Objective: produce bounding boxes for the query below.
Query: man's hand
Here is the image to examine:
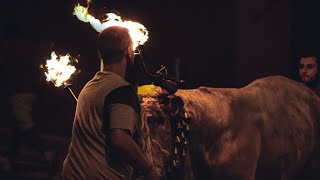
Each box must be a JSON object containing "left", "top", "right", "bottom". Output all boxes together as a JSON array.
[
  {"left": 144, "top": 166, "right": 162, "bottom": 180},
  {"left": 108, "top": 129, "right": 162, "bottom": 179}
]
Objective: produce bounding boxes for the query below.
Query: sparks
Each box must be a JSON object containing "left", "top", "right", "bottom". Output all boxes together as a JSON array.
[
  {"left": 73, "top": 3, "right": 149, "bottom": 50},
  {"left": 40, "top": 51, "right": 78, "bottom": 87}
]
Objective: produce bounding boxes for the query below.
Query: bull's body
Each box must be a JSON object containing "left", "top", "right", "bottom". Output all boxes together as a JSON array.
[{"left": 142, "top": 76, "right": 320, "bottom": 180}]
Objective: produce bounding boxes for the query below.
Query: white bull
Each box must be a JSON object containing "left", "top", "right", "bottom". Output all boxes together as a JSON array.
[{"left": 138, "top": 76, "right": 320, "bottom": 180}]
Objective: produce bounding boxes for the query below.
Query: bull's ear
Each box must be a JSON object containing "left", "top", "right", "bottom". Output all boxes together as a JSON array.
[{"left": 168, "top": 96, "right": 184, "bottom": 117}]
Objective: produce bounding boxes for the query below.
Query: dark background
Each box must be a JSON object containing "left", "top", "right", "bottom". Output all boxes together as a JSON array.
[{"left": 1, "top": 0, "right": 320, "bottom": 137}]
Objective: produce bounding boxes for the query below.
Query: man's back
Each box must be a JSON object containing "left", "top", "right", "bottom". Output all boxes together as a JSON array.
[{"left": 62, "top": 71, "right": 133, "bottom": 180}]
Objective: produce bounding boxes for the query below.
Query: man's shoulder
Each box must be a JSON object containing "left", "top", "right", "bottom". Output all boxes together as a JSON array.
[
  {"left": 85, "top": 71, "right": 129, "bottom": 91},
  {"left": 79, "top": 71, "right": 133, "bottom": 104},
  {"left": 98, "top": 71, "right": 130, "bottom": 87}
]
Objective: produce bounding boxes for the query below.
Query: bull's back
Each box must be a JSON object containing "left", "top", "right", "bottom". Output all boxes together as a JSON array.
[
  {"left": 176, "top": 75, "right": 320, "bottom": 179},
  {"left": 241, "top": 76, "right": 320, "bottom": 176}
]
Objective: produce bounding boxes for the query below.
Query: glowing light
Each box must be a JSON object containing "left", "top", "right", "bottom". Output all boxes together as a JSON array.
[{"left": 40, "top": 51, "right": 78, "bottom": 87}]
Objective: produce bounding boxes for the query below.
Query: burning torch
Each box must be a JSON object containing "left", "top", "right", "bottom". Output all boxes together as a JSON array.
[
  {"left": 73, "top": 1, "right": 180, "bottom": 94},
  {"left": 73, "top": 3, "right": 149, "bottom": 50},
  {"left": 40, "top": 51, "right": 79, "bottom": 102}
]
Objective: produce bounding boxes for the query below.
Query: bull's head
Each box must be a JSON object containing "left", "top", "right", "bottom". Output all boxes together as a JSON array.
[{"left": 138, "top": 85, "right": 188, "bottom": 177}]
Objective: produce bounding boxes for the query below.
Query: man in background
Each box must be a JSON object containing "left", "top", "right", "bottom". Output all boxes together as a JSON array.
[{"left": 298, "top": 55, "right": 320, "bottom": 95}]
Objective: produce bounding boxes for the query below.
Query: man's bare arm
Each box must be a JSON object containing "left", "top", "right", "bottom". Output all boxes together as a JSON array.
[{"left": 108, "top": 129, "right": 161, "bottom": 179}]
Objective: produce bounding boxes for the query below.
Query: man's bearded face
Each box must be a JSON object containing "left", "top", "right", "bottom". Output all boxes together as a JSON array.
[
  {"left": 125, "top": 44, "right": 139, "bottom": 86},
  {"left": 299, "top": 57, "right": 318, "bottom": 83}
]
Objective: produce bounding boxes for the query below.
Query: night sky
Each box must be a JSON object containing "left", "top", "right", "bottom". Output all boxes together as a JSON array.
[{"left": 1, "top": 0, "right": 320, "bottom": 136}]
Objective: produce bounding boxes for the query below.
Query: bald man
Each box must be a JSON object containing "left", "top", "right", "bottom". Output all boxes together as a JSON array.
[{"left": 62, "top": 26, "right": 161, "bottom": 180}]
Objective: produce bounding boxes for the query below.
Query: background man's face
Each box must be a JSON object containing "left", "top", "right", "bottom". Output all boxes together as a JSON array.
[{"left": 299, "top": 57, "right": 318, "bottom": 83}]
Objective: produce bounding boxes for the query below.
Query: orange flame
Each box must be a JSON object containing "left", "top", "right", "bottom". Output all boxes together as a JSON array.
[
  {"left": 40, "top": 51, "right": 78, "bottom": 87},
  {"left": 73, "top": 2, "right": 149, "bottom": 50}
]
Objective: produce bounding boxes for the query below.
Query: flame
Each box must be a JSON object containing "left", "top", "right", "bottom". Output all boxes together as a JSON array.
[
  {"left": 73, "top": 3, "right": 149, "bottom": 50},
  {"left": 41, "top": 51, "right": 78, "bottom": 87}
]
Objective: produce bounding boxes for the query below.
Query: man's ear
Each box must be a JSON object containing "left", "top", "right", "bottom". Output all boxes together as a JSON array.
[{"left": 127, "top": 46, "right": 134, "bottom": 60}]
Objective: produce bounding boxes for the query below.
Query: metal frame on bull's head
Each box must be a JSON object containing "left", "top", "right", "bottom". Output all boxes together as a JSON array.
[
  {"left": 135, "top": 46, "right": 195, "bottom": 179},
  {"left": 134, "top": 45, "right": 179, "bottom": 95}
]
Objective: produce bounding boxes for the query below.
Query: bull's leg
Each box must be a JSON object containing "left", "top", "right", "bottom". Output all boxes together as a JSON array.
[{"left": 210, "top": 127, "right": 261, "bottom": 180}]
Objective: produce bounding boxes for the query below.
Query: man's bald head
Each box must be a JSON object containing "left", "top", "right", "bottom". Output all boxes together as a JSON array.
[{"left": 98, "top": 26, "right": 133, "bottom": 65}]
